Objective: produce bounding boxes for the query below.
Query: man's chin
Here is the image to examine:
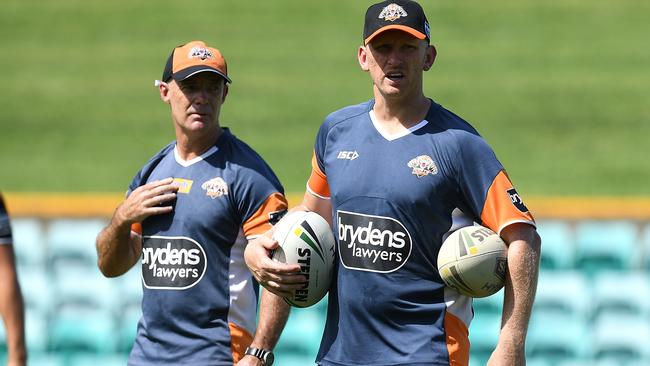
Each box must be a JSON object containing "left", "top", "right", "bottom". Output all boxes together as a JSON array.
[
  {"left": 379, "top": 87, "right": 406, "bottom": 98},
  {"left": 188, "top": 115, "right": 214, "bottom": 126}
]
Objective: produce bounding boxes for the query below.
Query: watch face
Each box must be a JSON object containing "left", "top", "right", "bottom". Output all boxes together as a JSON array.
[{"left": 264, "top": 352, "right": 274, "bottom": 366}]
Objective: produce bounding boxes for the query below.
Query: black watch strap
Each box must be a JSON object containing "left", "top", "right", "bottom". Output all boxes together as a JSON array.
[{"left": 245, "top": 346, "right": 274, "bottom": 366}]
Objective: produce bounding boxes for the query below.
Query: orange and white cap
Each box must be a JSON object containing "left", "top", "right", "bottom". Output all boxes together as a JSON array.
[{"left": 161, "top": 40, "right": 231, "bottom": 84}]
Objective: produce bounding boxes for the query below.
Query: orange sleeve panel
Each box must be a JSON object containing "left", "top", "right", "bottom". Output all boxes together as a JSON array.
[
  {"left": 131, "top": 222, "right": 143, "bottom": 235},
  {"left": 445, "top": 312, "right": 470, "bottom": 366},
  {"left": 229, "top": 322, "right": 254, "bottom": 363},
  {"left": 480, "top": 170, "right": 536, "bottom": 234},
  {"left": 307, "top": 152, "right": 330, "bottom": 198},
  {"left": 242, "top": 192, "right": 288, "bottom": 238}
]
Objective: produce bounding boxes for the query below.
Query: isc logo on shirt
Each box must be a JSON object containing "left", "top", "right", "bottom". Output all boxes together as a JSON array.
[
  {"left": 337, "top": 151, "right": 359, "bottom": 160},
  {"left": 141, "top": 236, "right": 207, "bottom": 290},
  {"left": 336, "top": 211, "right": 412, "bottom": 273}
]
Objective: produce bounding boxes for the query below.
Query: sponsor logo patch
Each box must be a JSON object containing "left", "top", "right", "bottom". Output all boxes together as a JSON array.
[
  {"left": 172, "top": 178, "right": 193, "bottom": 194},
  {"left": 268, "top": 209, "right": 287, "bottom": 226},
  {"left": 337, "top": 210, "right": 412, "bottom": 273},
  {"left": 407, "top": 155, "right": 438, "bottom": 177},
  {"left": 141, "top": 236, "right": 207, "bottom": 290},
  {"left": 201, "top": 177, "right": 228, "bottom": 199},
  {"left": 188, "top": 47, "right": 214, "bottom": 61},
  {"left": 337, "top": 150, "right": 359, "bottom": 160},
  {"left": 379, "top": 3, "right": 408, "bottom": 22},
  {"left": 506, "top": 188, "right": 529, "bottom": 213}
]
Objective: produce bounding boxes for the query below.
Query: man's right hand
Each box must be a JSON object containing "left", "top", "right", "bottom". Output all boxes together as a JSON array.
[
  {"left": 96, "top": 177, "right": 179, "bottom": 277},
  {"left": 245, "top": 233, "right": 307, "bottom": 298},
  {"left": 116, "top": 177, "right": 179, "bottom": 226}
]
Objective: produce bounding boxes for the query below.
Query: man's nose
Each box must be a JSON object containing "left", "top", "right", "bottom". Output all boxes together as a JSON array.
[
  {"left": 386, "top": 50, "right": 404, "bottom": 66},
  {"left": 192, "top": 89, "right": 210, "bottom": 104}
]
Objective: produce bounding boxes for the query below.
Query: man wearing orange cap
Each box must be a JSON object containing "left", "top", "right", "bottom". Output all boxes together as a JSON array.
[
  {"left": 245, "top": 1, "right": 541, "bottom": 365},
  {"left": 97, "top": 41, "right": 299, "bottom": 366}
]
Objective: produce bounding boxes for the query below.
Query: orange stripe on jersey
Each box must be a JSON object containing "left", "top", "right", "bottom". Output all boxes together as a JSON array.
[
  {"left": 242, "top": 192, "right": 288, "bottom": 237},
  {"left": 445, "top": 311, "right": 469, "bottom": 366},
  {"left": 131, "top": 222, "right": 143, "bottom": 235},
  {"left": 480, "top": 170, "right": 535, "bottom": 234},
  {"left": 229, "top": 322, "right": 253, "bottom": 363},
  {"left": 307, "top": 152, "right": 330, "bottom": 198}
]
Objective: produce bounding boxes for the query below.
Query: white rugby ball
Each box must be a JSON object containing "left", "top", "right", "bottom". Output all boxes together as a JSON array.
[
  {"left": 437, "top": 225, "right": 508, "bottom": 298},
  {"left": 272, "top": 211, "right": 335, "bottom": 307}
]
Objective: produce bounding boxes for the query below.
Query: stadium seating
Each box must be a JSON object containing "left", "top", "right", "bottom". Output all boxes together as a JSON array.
[
  {"left": 48, "top": 265, "right": 119, "bottom": 354},
  {"left": 533, "top": 270, "right": 592, "bottom": 319},
  {"left": 592, "top": 271, "right": 650, "bottom": 320},
  {"left": 641, "top": 224, "right": 650, "bottom": 273},
  {"left": 556, "top": 361, "right": 620, "bottom": 366},
  {"left": 24, "top": 309, "right": 48, "bottom": 354},
  {"left": 53, "top": 266, "right": 118, "bottom": 313},
  {"left": 591, "top": 313, "right": 650, "bottom": 363},
  {"left": 526, "top": 358, "right": 553, "bottom": 366},
  {"left": 275, "top": 306, "right": 325, "bottom": 357},
  {"left": 527, "top": 312, "right": 591, "bottom": 363},
  {"left": 46, "top": 219, "right": 107, "bottom": 273},
  {"left": 536, "top": 220, "right": 575, "bottom": 269},
  {"left": 26, "top": 354, "right": 66, "bottom": 366},
  {"left": 6, "top": 217, "right": 650, "bottom": 364},
  {"left": 49, "top": 306, "right": 117, "bottom": 354},
  {"left": 115, "top": 265, "right": 143, "bottom": 352},
  {"left": 11, "top": 218, "right": 46, "bottom": 268},
  {"left": 468, "top": 312, "right": 501, "bottom": 361},
  {"left": 117, "top": 264, "right": 143, "bottom": 310},
  {"left": 574, "top": 221, "right": 638, "bottom": 274},
  {"left": 17, "top": 268, "right": 53, "bottom": 317},
  {"left": 273, "top": 353, "right": 318, "bottom": 366},
  {"left": 472, "top": 288, "right": 504, "bottom": 316}
]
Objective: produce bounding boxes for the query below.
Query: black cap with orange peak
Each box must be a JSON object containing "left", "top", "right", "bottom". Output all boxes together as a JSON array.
[
  {"left": 363, "top": 0, "right": 430, "bottom": 45},
  {"left": 161, "top": 40, "right": 231, "bottom": 83}
]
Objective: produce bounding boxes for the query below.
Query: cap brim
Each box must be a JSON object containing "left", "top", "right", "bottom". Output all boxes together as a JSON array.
[
  {"left": 172, "top": 66, "right": 232, "bottom": 84},
  {"left": 364, "top": 25, "right": 427, "bottom": 45}
]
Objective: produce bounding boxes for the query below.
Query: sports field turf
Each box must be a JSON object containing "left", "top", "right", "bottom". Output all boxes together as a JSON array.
[{"left": 1, "top": 0, "right": 648, "bottom": 195}]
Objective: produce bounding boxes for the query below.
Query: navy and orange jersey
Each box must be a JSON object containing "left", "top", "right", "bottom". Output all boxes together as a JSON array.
[
  {"left": 308, "top": 100, "right": 535, "bottom": 366},
  {"left": 126, "top": 128, "right": 287, "bottom": 366},
  {"left": 0, "top": 195, "right": 12, "bottom": 245}
]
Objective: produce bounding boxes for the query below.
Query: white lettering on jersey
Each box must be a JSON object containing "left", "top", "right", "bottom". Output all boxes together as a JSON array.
[
  {"left": 337, "top": 211, "right": 412, "bottom": 273},
  {"left": 141, "top": 236, "right": 207, "bottom": 290},
  {"left": 337, "top": 151, "right": 359, "bottom": 160}
]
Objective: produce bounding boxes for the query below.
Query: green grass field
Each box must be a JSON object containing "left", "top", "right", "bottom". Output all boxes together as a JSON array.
[{"left": 1, "top": 0, "right": 648, "bottom": 195}]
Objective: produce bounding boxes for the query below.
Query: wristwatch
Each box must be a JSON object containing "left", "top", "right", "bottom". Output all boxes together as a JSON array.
[{"left": 244, "top": 346, "right": 274, "bottom": 366}]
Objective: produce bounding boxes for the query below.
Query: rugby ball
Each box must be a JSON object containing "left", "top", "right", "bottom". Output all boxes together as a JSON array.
[
  {"left": 272, "top": 211, "right": 335, "bottom": 307},
  {"left": 437, "top": 225, "right": 508, "bottom": 298}
]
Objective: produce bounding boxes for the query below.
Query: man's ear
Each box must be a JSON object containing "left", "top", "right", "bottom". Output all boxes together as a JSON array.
[
  {"left": 159, "top": 81, "right": 171, "bottom": 103},
  {"left": 423, "top": 45, "right": 437, "bottom": 71},
  {"left": 358, "top": 45, "right": 370, "bottom": 72}
]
